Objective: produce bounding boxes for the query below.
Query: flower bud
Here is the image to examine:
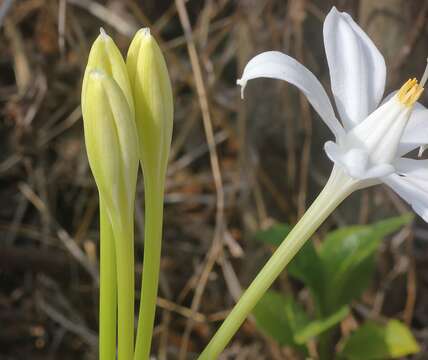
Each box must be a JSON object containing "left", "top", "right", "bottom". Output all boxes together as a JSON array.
[
  {"left": 82, "top": 69, "right": 139, "bottom": 216},
  {"left": 82, "top": 28, "right": 134, "bottom": 119},
  {"left": 126, "top": 28, "right": 173, "bottom": 182}
]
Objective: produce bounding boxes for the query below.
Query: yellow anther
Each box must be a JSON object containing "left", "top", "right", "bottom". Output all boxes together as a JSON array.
[{"left": 397, "top": 78, "right": 423, "bottom": 107}]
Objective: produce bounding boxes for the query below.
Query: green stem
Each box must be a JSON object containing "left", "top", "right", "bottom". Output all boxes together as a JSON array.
[
  {"left": 99, "top": 199, "right": 117, "bottom": 360},
  {"left": 198, "top": 168, "right": 358, "bottom": 359},
  {"left": 111, "top": 214, "right": 135, "bottom": 360},
  {"left": 134, "top": 179, "right": 164, "bottom": 360}
]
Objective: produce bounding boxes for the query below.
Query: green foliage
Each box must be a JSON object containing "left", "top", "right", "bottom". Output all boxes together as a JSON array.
[
  {"left": 253, "top": 290, "right": 308, "bottom": 347},
  {"left": 252, "top": 215, "right": 418, "bottom": 358},
  {"left": 254, "top": 223, "right": 292, "bottom": 247},
  {"left": 294, "top": 305, "right": 349, "bottom": 344},
  {"left": 340, "top": 320, "right": 420, "bottom": 359},
  {"left": 253, "top": 290, "right": 350, "bottom": 349},
  {"left": 318, "top": 214, "right": 413, "bottom": 314},
  {"left": 287, "top": 241, "right": 324, "bottom": 311}
]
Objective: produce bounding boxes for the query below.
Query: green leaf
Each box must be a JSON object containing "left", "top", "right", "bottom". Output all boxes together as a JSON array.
[
  {"left": 252, "top": 290, "right": 309, "bottom": 347},
  {"left": 252, "top": 290, "right": 293, "bottom": 346},
  {"left": 319, "top": 214, "right": 412, "bottom": 313},
  {"left": 254, "top": 223, "right": 292, "bottom": 247},
  {"left": 255, "top": 224, "right": 326, "bottom": 308},
  {"left": 288, "top": 241, "right": 324, "bottom": 307},
  {"left": 284, "top": 294, "right": 312, "bottom": 336},
  {"left": 294, "top": 306, "right": 349, "bottom": 344},
  {"left": 253, "top": 292, "right": 349, "bottom": 349},
  {"left": 340, "top": 320, "right": 420, "bottom": 359}
]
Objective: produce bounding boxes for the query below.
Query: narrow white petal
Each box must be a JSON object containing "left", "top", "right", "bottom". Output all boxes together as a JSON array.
[
  {"left": 346, "top": 95, "right": 411, "bottom": 164},
  {"left": 237, "top": 51, "right": 345, "bottom": 139},
  {"left": 323, "top": 7, "right": 386, "bottom": 130},
  {"left": 393, "top": 158, "right": 428, "bottom": 183},
  {"left": 383, "top": 173, "right": 428, "bottom": 222},
  {"left": 397, "top": 102, "right": 428, "bottom": 155},
  {"left": 380, "top": 90, "right": 396, "bottom": 104}
]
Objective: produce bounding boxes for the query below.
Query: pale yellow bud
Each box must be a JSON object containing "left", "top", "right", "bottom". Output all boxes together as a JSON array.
[
  {"left": 126, "top": 28, "right": 173, "bottom": 183},
  {"left": 82, "top": 28, "right": 134, "bottom": 119},
  {"left": 82, "top": 69, "right": 139, "bottom": 216}
]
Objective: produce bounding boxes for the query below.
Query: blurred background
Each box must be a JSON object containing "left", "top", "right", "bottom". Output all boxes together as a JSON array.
[{"left": 1, "top": 0, "right": 428, "bottom": 359}]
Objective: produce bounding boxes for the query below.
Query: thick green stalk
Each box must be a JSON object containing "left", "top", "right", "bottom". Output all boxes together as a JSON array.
[
  {"left": 99, "top": 199, "right": 117, "bottom": 360},
  {"left": 198, "top": 168, "right": 359, "bottom": 359},
  {"left": 134, "top": 179, "right": 164, "bottom": 360},
  {"left": 110, "top": 214, "right": 135, "bottom": 360}
]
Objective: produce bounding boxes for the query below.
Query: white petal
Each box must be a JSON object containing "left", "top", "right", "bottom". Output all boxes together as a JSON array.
[
  {"left": 394, "top": 158, "right": 428, "bottom": 180},
  {"left": 237, "top": 51, "right": 345, "bottom": 139},
  {"left": 383, "top": 172, "right": 428, "bottom": 222},
  {"left": 380, "top": 90, "right": 396, "bottom": 105},
  {"left": 323, "top": 7, "right": 386, "bottom": 130},
  {"left": 345, "top": 95, "right": 411, "bottom": 164},
  {"left": 397, "top": 102, "right": 428, "bottom": 155},
  {"left": 324, "top": 141, "right": 394, "bottom": 180}
]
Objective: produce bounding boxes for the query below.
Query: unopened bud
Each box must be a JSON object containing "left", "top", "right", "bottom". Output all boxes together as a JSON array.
[
  {"left": 126, "top": 28, "right": 173, "bottom": 183},
  {"left": 82, "top": 69, "right": 138, "bottom": 216},
  {"left": 82, "top": 28, "right": 134, "bottom": 118}
]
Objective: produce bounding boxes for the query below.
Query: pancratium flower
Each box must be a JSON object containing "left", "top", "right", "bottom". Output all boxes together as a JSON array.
[
  {"left": 199, "top": 7, "right": 428, "bottom": 359},
  {"left": 237, "top": 7, "right": 428, "bottom": 221}
]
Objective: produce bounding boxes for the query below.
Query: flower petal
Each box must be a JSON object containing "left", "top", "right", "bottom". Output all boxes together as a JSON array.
[
  {"left": 323, "top": 7, "right": 386, "bottom": 130},
  {"left": 237, "top": 51, "right": 345, "bottom": 139},
  {"left": 324, "top": 141, "right": 394, "bottom": 180},
  {"left": 393, "top": 157, "right": 428, "bottom": 182},
  {"left": 397, "top": 102, "right": 428, "bottom": 156},
  {"left": 383, "top": 171, "right": 428, "bottom": 222}
]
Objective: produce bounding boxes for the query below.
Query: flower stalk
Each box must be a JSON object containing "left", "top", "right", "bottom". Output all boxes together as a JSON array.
[
  {"left": 127, "top": 29, "right": 173, "bottom": 360},
  {"left": 135, "top": 177, "right": 165, "bottom": 360},
  {"left": 199, "top": 167, "right": 359, "bottom": 359},
  {"left": 99, "top": 199, "right": 116, "bottom": 360},
  {"left": 109, "top": 212, "right": 135, "bottom": 360},
  {"left": 82, "top": 30, "right": 139, "bottom": 360}
]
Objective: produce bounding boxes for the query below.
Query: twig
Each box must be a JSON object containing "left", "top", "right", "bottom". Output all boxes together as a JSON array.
[
  {"left": 0, "top": 0, "right": 14, "bottom": 28},
  {"left": 168, "top": 130, "right": 229, "bottom": 176},
  {"left": 391, "top": 1, "right": 428, "bottom": 74},
  {"left": 291, "top": 0, "right": 312, "bottom": 217},
  {"left": 38, "top": 295, "right": 98, "bottom": 347},
  {"left": 67, "top": 0, "right": 137, "bottom": 37},
  {"left": 38, "top": 106, "right": 82, "bottom": 146},
  {"left": 18, "top": 182, "right": 99, "bottom": 282},
  {"left": 58, "top": 0, "right": 66, "bottom": 54},
  {"left": 175, "top": 0, "right": 226, "bottom": 357},
  {"left": 157, "top": 297, "right": 206, "bottom": 323}
]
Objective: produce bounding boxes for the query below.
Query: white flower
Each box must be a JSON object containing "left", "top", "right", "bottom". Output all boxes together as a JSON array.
[{"left": 237, "top": 7, "right": 428, "bottom": 222}]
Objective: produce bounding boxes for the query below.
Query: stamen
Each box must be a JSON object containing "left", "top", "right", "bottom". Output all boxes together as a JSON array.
[
  {"left": 420, "top": 57, "right": 428, "bottom": 87},
  {"left": 396, "top": 59, "right": 428, "bottom": 107},
  {"left": 397, "top": 77, "right": 423, "bottom": 107}
]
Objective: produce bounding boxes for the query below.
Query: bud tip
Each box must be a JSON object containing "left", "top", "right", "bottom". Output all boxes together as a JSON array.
[
  {"left": 99, "top": 27, "right": 108, "bottom": 39},
  {"left": 236, "top": 78, "right": 246, "bottom": 99}
]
